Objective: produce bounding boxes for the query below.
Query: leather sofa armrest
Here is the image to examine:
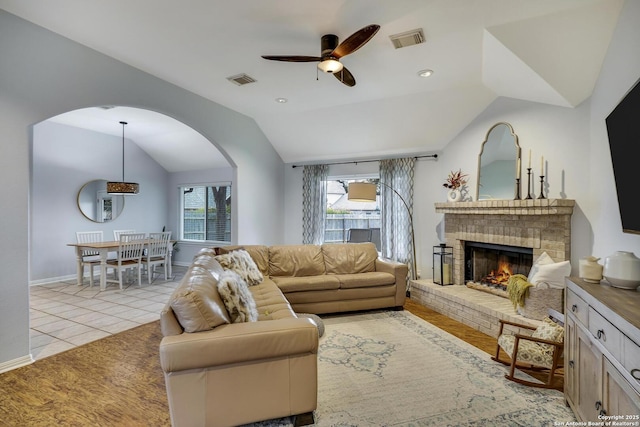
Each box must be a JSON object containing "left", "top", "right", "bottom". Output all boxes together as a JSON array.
[
  {"left": 159, "top": 317, "right": 319, "bottom": 373},
  {"left": 375, "top": 258, "right": 409, "bottom": 306}
]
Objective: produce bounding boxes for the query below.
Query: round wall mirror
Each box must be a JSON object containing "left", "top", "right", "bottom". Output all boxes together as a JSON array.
[
  {"left": 77, "top": 179, "right": 125, "bottom": 222},
  {"left": 476, "top": 122, "right": 521, "bottom": 200}
]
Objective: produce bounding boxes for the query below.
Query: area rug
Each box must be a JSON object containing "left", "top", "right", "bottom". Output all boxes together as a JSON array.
[{"left": 247, "top": 310, "right": 576, "bottom": 426}]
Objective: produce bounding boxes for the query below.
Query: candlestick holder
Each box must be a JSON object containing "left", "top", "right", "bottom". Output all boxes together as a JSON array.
[
  {"left": 514, "top": 177, "right": 521, "bottom": 200},
  {"left": 538, "top": 175, "right": 546, "bottom": 199},
  {"left": 525, "top": 168, "right": 533, "bottom": 199}
]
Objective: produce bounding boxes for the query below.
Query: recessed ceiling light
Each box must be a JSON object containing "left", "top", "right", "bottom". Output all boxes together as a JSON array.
[
  {"left": 275, "top": 98, "right": 288, "bottom": 103},
  {"left": 418, "top": 69, "right": 433, "bottom": 78}
]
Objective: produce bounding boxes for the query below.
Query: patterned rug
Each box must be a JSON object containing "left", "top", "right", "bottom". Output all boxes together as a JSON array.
[{"left": 246, "top": 310, "right": 575, "bottom": 427}]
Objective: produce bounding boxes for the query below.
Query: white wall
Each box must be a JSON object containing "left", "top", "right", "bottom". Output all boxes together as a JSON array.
[
  {"left": 589, "top": 0, "right": 640, "bottom": 259},
  {"left": 31, "top": 121, "right": 170, "bottom": 282},
  {"left": 0, "top": 10, "right": 284, "bottom": 369}
]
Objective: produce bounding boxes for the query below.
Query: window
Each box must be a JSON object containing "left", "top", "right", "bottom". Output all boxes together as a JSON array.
[
  {"left": 180, "top": 184, "right": 231, "bottom": 243},
  {"left": 325, "top": 177, "right": 380, "bottom": 248}
]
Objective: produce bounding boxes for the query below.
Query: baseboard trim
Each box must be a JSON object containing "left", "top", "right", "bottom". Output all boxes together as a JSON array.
[
  {"left": 30, "top": 274, "right": 80, "bottom": 286},
  {"left": 0, "top": 354, "right": 34, "bottom": 374}
]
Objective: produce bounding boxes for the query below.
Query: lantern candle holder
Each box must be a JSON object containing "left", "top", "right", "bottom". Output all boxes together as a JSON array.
[{"left": 433, "top": 243, "right": 453, "bottom": 286}]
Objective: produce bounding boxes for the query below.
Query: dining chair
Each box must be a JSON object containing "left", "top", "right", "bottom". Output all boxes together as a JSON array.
[
  {"left": 142, "top": 231, "right": 171, "bottom": 284},
  {"left": 113, "top": 229, "right": 136, "bottom": 241},
  {"left": 105, "top": 233, "right": 146, "bottom": 289},
  {"left": 75, "top": 231, "right": 104, "bottom": 287}
]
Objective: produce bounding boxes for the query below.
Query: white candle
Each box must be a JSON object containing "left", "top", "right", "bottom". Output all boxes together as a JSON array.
[
  {"left": 528, "top": 149, "right": 531, "bottom": 168},
  {"left": 541, "top": 156, "right": 544, "bottom": 173},
  {"left": 516, "top": 158, "right": 521, "bottom": 179}
]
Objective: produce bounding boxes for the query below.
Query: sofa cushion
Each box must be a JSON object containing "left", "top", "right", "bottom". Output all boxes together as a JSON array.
[
  {"left": 269, "top": 245, "right": 325, "bottom": 277},
  {"left": 192, "top": 248, "right": 226, "bottom": 279},
  {"left": 271, "top": 275, "right": 341, "bottom": 292},
  {"left": 334, "top": 271, "right": 396, "bottom": 289},
  {"left": 322, "top": 242, "right": 378, "bottom": 274},
  {"left": 217, "top": 270, "right": 259, "bottom": 323},
  {"left": 215, "top": 248, "right": 264, "bottom": 286},
  {"left": 214, "top": 245, "right": 270, "bottom": 276},
  {"left": 169, "top": 269, "right": 231, "bottom": 333}
]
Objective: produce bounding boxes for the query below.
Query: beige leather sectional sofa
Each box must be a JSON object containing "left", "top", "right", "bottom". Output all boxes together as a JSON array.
[
  {"left": 159, "top": 242, "right": 408, "bottom": 427},
  {"left": 219, "top": 242, "right": 408, "bottom": 313}
]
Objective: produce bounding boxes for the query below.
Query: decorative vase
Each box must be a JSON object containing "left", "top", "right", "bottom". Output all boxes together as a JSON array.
[
  {"left": 603, "top": 251, "right": 640, "bottom": 290},
  {"left": 579, "top": 256, "right": 603, "bottom": 283},
  {"left": 447, "top": 188, "right": 462, "bottom": 203}
]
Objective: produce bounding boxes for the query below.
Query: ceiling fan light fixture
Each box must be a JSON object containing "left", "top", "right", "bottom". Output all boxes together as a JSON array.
[
  {"left": 418, "top": 69, "right": 434, "bottom": 78},
  {"left": 317, "top": 58, "right": 344, "bottom": 74}
]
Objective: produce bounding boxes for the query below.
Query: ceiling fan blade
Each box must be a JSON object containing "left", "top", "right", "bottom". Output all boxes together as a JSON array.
[
  {"left": 332, "top": 24, "right": 380, "bottom": 59},
  {"left": 334, "top": 66, "right": 356, "bottom": 87},
  {"left": 261, "top": 55, "right": 322, "bottom": 62}
]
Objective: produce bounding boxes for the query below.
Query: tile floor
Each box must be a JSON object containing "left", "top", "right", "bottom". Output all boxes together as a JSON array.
[{"left": 29, "top": 266, "right": 187, "bottom": 360}]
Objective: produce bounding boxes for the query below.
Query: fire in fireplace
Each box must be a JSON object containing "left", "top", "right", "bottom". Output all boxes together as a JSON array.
[{"left": 464, "top": 242, "right": 533, "bottom": 291}]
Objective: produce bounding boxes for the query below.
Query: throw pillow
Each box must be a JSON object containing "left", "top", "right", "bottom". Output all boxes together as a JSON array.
[
  {"left": 217, "top": 270, "right": 258, "bottom": 323},
  {"left": 532, "top": 317, "right": 565, "bottom": 344},
  {"left": 530, "top": 260, "right": 571, "bottom": 289},
  {"left": 215, "top": 249, "right": 264, "bottom": 286},
  {"left": 527, "top": 251, "right": 555, "bottom": 283},
  {"left": 169, "top": 271, "right": 231, "bottom": 333}
]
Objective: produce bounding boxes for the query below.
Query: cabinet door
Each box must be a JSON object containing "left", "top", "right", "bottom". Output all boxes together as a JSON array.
[
  {"left": 576, "top": 325, "right": 603, "bottom": 422},
  {"left": 603, "top": 358, "right": 640, "bottom": 418},
  {"left": 565, "top": 314, "right": 577, "bottom": 405}
]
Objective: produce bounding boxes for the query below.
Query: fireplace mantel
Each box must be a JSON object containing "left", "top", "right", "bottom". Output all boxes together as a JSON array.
[
  {"left": 435, "top": 198, "right": 575, "bottom": 285},
  {"left": 435, "top": 199, "right": 575, "bottom": 215}
]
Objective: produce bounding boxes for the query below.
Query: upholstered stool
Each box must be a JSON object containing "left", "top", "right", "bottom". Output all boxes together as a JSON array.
[{"left": 297, "top": 313, "right": 325, "bottom": 338}]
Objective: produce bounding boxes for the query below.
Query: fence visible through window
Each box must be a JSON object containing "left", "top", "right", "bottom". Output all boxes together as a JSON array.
[{"left": 324, "top": 214, "right": 380, "bottom": 243}]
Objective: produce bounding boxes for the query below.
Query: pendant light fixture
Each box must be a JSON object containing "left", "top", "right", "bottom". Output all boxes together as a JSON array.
[{"left": 107, "top": 121, "right": 139, "bottom": 195}]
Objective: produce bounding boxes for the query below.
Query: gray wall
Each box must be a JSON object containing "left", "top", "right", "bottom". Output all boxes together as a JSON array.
[
  {"left": 284, "top": 0, "right": 640, "bottom": 280},
  {"left": 31, "top": 121, "right": 170, "bottom": 282},
  {"left": 0, "top": 10, "right": 284, "bottom": 369}
]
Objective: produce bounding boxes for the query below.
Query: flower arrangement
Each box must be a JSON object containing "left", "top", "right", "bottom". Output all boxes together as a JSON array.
[{"left": 442, "top": 169, "right": 468, "bottom": 190}]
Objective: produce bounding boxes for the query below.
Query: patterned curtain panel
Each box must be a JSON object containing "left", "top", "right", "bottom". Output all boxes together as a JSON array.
[
  {"left": 302, "top": 164, "right": 329, "bottom": 244},
  {"left": 379, "top": 158, "right": 416, "bottom": 282}
]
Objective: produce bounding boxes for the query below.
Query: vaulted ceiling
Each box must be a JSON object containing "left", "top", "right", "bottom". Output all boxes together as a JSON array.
[{"left": 0, "top": 0, "right": 623, "bottom": 170}]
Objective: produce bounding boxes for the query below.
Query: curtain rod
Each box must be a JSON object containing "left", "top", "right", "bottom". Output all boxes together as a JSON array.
[{"left": 291, "top": 154, "right": 438, "bottom": 168}]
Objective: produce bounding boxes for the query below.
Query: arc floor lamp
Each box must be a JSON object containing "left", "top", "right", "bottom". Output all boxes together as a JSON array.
[{"left": 348, "top": 181, "right": 417, "bottom": 281}]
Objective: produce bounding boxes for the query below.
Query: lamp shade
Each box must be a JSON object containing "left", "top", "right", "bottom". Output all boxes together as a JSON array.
[
  {"left": 106, "top": 181, "right": 139, "bottom": 195},
  {"left": 348, "top": 182, "right": 377, "bottom": 202}
]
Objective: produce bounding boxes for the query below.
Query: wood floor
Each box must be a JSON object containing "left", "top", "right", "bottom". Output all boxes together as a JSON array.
[{"left": 0, "top": 299, "right": 544, "bottom": 426}]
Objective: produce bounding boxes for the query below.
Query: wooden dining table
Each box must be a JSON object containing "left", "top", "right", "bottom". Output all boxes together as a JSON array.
[{"left": 67, "top": 240, "right": 173, "bottom": 290}]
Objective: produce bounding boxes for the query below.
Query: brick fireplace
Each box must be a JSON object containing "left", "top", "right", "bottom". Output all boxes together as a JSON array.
[
  {"left": 435, "top": 198, "right": 575, "bottom": 285},
  {"left": 411, "top": 198, "right": 575, "bottom": 337}
]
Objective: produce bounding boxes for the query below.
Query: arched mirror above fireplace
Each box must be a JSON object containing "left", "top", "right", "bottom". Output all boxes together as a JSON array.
[{"left": 476, "top": 122, "right": 520, "bottom": 200}]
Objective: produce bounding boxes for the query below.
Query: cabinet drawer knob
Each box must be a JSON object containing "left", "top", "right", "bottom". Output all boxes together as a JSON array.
[
  {"left": 569, "top": 360, "right": 575, "bottom": 368},
  {"left": 596, "top": 329, "right": 605, "bottom": 340},
  {"left": 572, "top": 304, "right": 578, "bottom": 312},
  {"left": 596, "top": 401, "right": 602, "bottom": 410},
  {"left": 600, "top": 410, "right": 607, "bottom": 416},
  {"left": 632, "top": 369, "right": 640, "bottom": 380}
]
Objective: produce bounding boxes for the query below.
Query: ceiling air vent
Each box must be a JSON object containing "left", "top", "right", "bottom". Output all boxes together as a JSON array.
[
  {"left": 389, "top": 28, "right": 425, "bottom": 49},
  {"left": 226, "top": 73, "right": 257, "bottom": 86}
]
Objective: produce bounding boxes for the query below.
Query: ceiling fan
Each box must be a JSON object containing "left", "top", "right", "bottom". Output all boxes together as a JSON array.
[{"left": 261, "top": 24, "right": 380, "bottom": 87}]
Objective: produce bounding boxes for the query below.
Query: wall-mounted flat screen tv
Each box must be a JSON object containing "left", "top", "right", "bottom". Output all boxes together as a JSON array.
[{"left": 605, "top": 77, "right": 640, "bottom": 235}]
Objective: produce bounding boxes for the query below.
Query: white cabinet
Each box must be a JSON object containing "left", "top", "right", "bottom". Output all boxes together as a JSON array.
[{"left": 565, "top": 278, "right": 640, "bottom": 422}]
